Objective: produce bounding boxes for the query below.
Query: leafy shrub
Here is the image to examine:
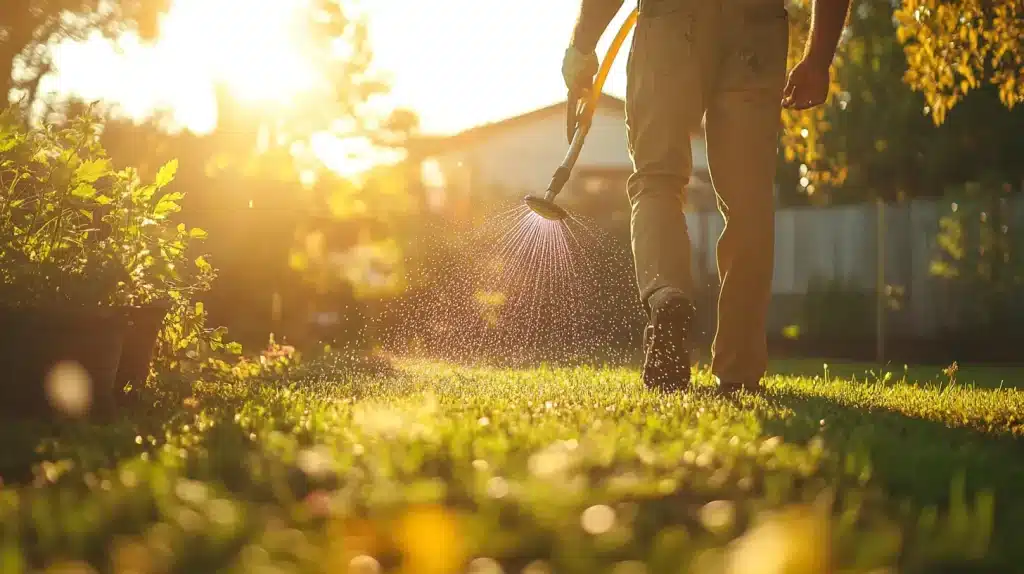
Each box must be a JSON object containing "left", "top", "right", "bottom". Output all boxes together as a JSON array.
[
  {"left": 0, "top": 107, "right": 280, "bottom": 390},
  {"left": 0, "top": 106, "right": 211, "bottom": 308},
  {"left": 801, "top": 276, "right": 875, "bottom": 340},
  {"left": 931, "top": 181, "right": 1024, "bottom": 334}
]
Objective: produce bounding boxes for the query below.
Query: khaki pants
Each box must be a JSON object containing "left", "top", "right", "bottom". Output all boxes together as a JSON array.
[{"left": 625, "top": 0, "right": 789, "bottom": 385}]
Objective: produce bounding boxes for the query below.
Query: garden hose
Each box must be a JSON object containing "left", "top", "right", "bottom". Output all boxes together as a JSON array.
[{"left": 523, "top": 7, "right": 638, "bottom": 221}]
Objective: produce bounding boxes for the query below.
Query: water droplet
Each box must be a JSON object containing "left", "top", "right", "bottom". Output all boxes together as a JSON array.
[
  {"left": 581, "top": 504, "right": 616, "bottom": 534},
  {"left": 348, "top": 554, "right": 381, "bottom": 574},
  {"left": 175, "top": 478, "right": 209, "bottom": 505},
  {"left": 45, "top": 361, "right": 92, "bottom": 416},
  {"left": 700, "top": 500, "right": 735, "bottom": 533},
  {"left": 467, "top": 557, "right": 504, "bottom": 574},
  {"left": 486, "top": 477, "right": 509, "bottom": 499},
  {"left": 297, "top": 446, "right": 334, "bottom": 479},
  {"left": 208, "top": 498, "right": 238, "bottom": 526}
]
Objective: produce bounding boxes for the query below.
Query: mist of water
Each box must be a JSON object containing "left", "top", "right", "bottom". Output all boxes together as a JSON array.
[{"left": 376, "top": 203, "right": 645, "bottom": 367}]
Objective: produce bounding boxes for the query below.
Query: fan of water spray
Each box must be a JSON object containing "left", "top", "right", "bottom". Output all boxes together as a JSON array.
[
  {"left": 374, "top": 10, "right": 646, "bottom": 365},
  {"left": 376, "top": 202, "right": 645, "bottom": 367}
]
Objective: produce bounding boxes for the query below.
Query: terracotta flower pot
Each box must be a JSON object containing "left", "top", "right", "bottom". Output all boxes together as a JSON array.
[
  {"left": 0, "top": 306, "right": 128, "bottom": 419},
  {"left": 115, "top": 302, "right": 172, "bottom": 390}
]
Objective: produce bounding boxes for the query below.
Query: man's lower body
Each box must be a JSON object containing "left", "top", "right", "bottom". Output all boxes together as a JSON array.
[{"left": 625, "top": 0, "right": 789, "bottom": 392}]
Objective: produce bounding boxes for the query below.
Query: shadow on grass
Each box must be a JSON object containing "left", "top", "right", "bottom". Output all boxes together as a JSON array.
[{"left": 760, "top": 388, "right": 1024, "bottom": 570}]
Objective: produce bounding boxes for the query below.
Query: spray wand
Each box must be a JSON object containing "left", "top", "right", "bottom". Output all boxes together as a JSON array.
[{"left": 523, "top": 8, "right": 638, "bottom": 221}]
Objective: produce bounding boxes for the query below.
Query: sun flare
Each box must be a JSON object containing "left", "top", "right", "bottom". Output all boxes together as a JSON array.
[
  {"left": 156, "top": 0, "right": 322, "bottom": 106},
  {"left": 47, "top": 0, "right": 341, "bottom": 134}
]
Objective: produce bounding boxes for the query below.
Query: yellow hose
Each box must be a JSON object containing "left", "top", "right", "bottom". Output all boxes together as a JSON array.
[
  {"left": 528, "top": 7, "right": 639, "bottom": 217},
  {"left": 577, "top": 8, "right": 638, "bottom": 135}
]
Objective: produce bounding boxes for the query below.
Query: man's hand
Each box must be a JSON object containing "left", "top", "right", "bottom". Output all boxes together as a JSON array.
[
  {"left": 783, "top": 0, "right": 851, "bottom": 110},
  {"left": 565, "top": 0, "right": 622, "bottom": 141},
  {"left": 563, "top": 46, "right": 599, "bottom": 98},
  {"left": 563, "top": 46, "right": 599, "bottom": 141},
  {"left": 781, "top": 55, "right": 831, "bottom": 110}
]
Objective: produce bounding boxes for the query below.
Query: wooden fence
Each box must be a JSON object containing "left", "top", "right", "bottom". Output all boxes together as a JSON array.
[{"left": 685, "top": 195, "right": 1024, "bottom": 340}]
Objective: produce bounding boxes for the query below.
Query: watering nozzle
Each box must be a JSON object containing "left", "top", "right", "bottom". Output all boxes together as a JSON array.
[
  {"left": 523, "top": 156, "right": 575, "bottom": 222},
  {"left": 523, "top": 192, "right": 569, "bottom": 221}
]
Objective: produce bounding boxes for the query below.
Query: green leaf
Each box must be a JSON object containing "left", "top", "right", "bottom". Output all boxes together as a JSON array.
[
  {"left": 155, "top": 192, "right": 185, "bottom": 217},
  {"left": 155, "top": 159, "right": 179, "bottom": 188},
  {"left": 95, "top": 194, "right": 112, "bottom": 205},
  {"left": 189, "top": 227, "right": 208, "bottom": 239},
  {"left": 0, "top": 134, "right": 18, "bottom": 154},
  {"left": 71, "top": 183, "right": 97, "bottom": 199},
  {"left": 75, "top": 158, "right": 111, "bottom": 184},
  {"left": 226, "top": 342, "right": 243, "bottom": 354}
]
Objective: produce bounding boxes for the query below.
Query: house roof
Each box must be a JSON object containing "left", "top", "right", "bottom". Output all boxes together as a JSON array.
[{"left": 412, "top": 92, "right": 627, "bottom": 156}]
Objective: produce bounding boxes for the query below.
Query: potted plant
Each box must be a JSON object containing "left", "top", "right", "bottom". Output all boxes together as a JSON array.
[
  {"left": 103, "top": 152, "right": 215, "bottom": 392},
  {"left": 0, "top": 107, "right": 211, "bottom": 417}
]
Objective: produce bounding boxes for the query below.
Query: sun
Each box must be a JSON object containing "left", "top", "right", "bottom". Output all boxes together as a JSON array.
[
  {"left": 46, "top": 0, "right": 336, "bottom": 135},
  {"left": 155, "top": 0, "right": 321, "bottom": 106}
]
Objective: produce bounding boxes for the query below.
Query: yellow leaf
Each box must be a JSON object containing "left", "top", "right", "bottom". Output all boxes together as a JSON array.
[
  {"left": 155, "top": 159, "right": 179, "bottom": 188},
  {"left": 289, "top": 251, "right": 309, "bottom": 272},
  {"left": 74, "top": 158, "right": 110, "bottom": 184}
]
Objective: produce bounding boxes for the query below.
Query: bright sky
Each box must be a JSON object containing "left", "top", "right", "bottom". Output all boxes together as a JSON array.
[{"left": 44, "top": 0, "right": 635, "bottom": 137}]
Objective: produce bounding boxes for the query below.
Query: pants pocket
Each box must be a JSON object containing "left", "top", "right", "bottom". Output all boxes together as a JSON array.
[
  {"left": 728, "top": 6, "right": 790, "bottom": 91},
  {"left": 630, "top": 4, "right": 696, "bottom": 80}
]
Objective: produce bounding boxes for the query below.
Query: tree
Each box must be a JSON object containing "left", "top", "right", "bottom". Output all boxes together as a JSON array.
[
  {"left": 894, "top": 0, "right": 1022, "bottom": 125},
  {"left": 0, "top": 0, "right": 169, "bottom": 109},
  {"left": 779, "top": 0, "right": 1024, "bottom": 200},
  {"left": 73, "top": 1, "right": 423, "bottom": 348}
]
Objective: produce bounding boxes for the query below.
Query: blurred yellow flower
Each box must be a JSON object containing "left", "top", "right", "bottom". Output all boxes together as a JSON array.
[
  {"left": 395, "top": 505, "right": 466, "bottom": 574},
  {"left": 724, "top": 504, "right": 831, "bottom": 574}
]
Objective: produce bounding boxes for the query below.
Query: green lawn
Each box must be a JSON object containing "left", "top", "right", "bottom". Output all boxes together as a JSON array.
[
  {"left": 768, "top": 359, "right": 1024, "bottom": 390},
  {"left": 2, "top": 358, "right": 1023, "bottom": 573}
]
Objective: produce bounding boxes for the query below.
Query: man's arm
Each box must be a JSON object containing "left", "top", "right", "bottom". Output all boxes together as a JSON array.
[
  {"left": 804, "top": 0, "right": 852, "bottom": 66},
  {"left": 570, "top": 0, "right": 625, "bottom": 54}
]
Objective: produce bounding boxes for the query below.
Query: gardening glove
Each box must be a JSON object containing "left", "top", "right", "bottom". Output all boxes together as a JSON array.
[{"left": 562, "top": 45, "right": 599, "bottom": 142}]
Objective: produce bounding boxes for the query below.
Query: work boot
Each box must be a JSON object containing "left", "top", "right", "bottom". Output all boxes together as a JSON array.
[
  {"left": 713, "top": 377, "right": 765, "bottom": 398},
  {"left": 642, "top": 294, "right": 695, "bottom": 392}
]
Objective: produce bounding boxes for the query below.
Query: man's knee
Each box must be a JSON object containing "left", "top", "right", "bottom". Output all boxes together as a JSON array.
[{"left": 627, "top": 171, "right": 688, "bottom": 208}]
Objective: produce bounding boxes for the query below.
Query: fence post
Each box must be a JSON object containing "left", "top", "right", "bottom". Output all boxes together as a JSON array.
[{"left": 876, "top": 197, "right": 886, "bottom": 364}]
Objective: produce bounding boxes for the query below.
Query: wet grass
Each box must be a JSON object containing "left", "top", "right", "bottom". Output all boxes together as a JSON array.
[{"left": 1, "top": 357, "right": 1023, "bottom": 573}]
